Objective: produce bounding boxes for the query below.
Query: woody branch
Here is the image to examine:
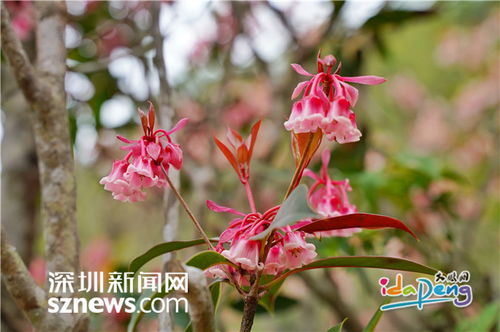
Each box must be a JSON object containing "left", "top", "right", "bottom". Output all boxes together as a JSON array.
[
  {"left": 152, "top": 3, "right": 215, "bottom": 331},
  {"left": 1, "top": 1, "right": 86, "bottom": 331}
]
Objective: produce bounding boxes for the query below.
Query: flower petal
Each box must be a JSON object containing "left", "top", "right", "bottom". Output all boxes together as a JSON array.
[
  {"left": 206, "top": 200, "right": 245, "bottom": 216},
  {"left": 291, "top": 64, "right": 313, "bottom": 76},
  {"left": 146, "top": 143, "right": 161, "bottom": 160},
  {"left": 166, "top": 118, "right": 189, "bottom": 135},
  {"left": 291, "top": 81, "right": 309, "bottom": 100},
  {"left": 339, "top": 75, "right": 386, "bottom": 85}
]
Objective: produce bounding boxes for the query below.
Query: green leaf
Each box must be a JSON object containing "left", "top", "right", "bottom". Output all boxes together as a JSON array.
[
  {"left": 455, "top": 302, "right": 498, "bottom": 332},
  {"left": 252, "top": 185, "right": 316, "bottom": 240},
  {"left": 362, "top": 298, "right": 391, "bottom": 332},
  {"left": 185, "top": 250, "right": 235, "bottom": 270},
  {"left": 328, "top": 318, "right": 348, "bottom": 332},
  {"left": 209, "top": 281, "right": 222, "bottom": 310},
  {"left": 129, "top": 239, "right": 209, "bottom": 275},
  {"left": 264, "top": 256, "right": 437, "bottom": 288},
  {"left": 258, "top": 278, "right": 285, "bottom": 313}
]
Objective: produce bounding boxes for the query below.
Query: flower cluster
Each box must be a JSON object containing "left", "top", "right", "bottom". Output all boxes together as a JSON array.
[
  {"left": 205, "top": 202, "right": 317, "bottom": 283},
  {"left": 284, "top": 53, "right": 386, "bottom": 143},
  {"left": 100, "top": 103, "right": 187, "bottom": 202},
  {"left": 301, "top": 149, "right": 360, "bottom": 237}
]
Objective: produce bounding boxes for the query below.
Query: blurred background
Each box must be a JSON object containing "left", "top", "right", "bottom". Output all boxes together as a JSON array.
[{"left": 1, "top": 1, "right": 498, "bottom": 331}]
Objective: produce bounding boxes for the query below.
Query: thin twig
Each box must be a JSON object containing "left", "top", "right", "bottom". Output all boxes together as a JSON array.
[{"left": 160, "top": 165, "right": 214, "bottom": 250}]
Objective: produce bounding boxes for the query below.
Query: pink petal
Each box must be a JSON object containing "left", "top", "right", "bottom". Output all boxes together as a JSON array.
[
  {"left": 340, "top": 81, "right": 359, "bottom": 106},
  {"left": 206, "top": 200, "right": 245, "bottom": 216},
  {"left": 291, "top": 64, "right": 313, "bottom": 76},
  {"left": 339, "top": 75, "right": 386, "bottom": 85},
  {"left": 321, "top": 149, "right": 331, "bottom": 178},
  {"left": 116, "top": 135, "right": 136, "bottom": 144},
  {"left": 146, "top": 143, "right": 161, "bottom": 160},
  {"left": 166, "top": 118, "right": 189, "bottom": 135},
  {"left": 291, "top": 81, "right": 309, "bottom": 100},
  {"left": 303, "top": 169, "right": 321, "bottom": 182}
]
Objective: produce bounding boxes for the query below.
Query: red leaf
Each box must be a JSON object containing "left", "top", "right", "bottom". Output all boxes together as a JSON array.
[
  {"left": 297, "top": 213, "right": 418, "bottom": 240},
  {"left": 213, "top": 137, "right": 240, "bottom": 177},
  {"left": 248, "top": 120, "right": 262, "bottom": 158},
  {"left": 139, "top": 109, "right": 148, "bottom": 135},
  {"left": 148, "top": 101, "right": 155, "bottom": 130}
]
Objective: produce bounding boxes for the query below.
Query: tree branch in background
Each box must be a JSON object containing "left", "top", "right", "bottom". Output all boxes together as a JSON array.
[
  {"left": 33, "top": 0, "right": 79, "bottom": 282},
  {"left": 174, "top": 262, "right": 215, "bottom": 332},
  {"left": 1, "top": 227, "right": 47, "bottom": 330},
  {"left": 152, "top": 3, "right": 180, "bottom": 331},
  {"left": 299, "top": 272, "right": 363, "bottom": 332},
  {"left": 1, "top": 2, "right": 87, "bottom": 331},
  {"left": 2, "top": 0, "right": 80, "bottom": 278},
  {"left": 151, "top": 4, "right": 215, "bottom": 332},
  {"left": 0, "top": 4, "right": 39, "bottom": 105}
]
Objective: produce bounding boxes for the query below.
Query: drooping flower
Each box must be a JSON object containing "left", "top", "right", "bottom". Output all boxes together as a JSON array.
[
  {"left": 284, "top": 53, "right": 386, "bottom": 143},
  {"left": 263, "top": 245, "right": 285, "bottom": 275},
  {"left": 205, "top": 201, "right": 317, "bottom": 284},
  {"left": 303, "top": 149, "right": 359, "bottom": 237},
  {"left": 213, "top": 120, "right": 261, "bottom": 184},
  {"left": 221, "top": 236, "right": 261, "bottom": 271},
  {"left": 282, "top": 227, "right": 317, "bottom": 269},
  {"left": 100, "top": 102, "right": 187, "bottom": 202}
]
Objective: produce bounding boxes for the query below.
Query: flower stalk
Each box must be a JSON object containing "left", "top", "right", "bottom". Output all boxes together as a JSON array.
[
  {"left": 244, "top": 181, "right": 257, "bottom": 213},
  {"left": 160, "top": 165, "right": 214, "bottom": 250}
]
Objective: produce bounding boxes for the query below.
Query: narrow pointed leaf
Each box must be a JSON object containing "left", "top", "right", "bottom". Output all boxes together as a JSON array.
[
  {"left": 148, "top": 101, "right": 155, "bottom": 130},
  {"left": 328, "top": 318, "right": 348, "bottom": 332},
  {"left": 362, "top": 298, "right": 392, "bottom": 332},
  {"left": 264, "top": 256, "right": 437, "bottom": 288},
  {"left": 248, "top": 120, "right": 262, "bottom": 158},
  {"left": 129, "top": 239, "right": 215, "bottom": 275},
  {"left": 214, "top": 137, "right": 240, "bottom": 176},
  {"left": 297, "top": 213, "right": 418, "bottom": 239},
  {"left": 251, "top": 185, "right": 316, "bottom": 240},
  {"left": 185, "top": 250, "right": 236, "bottom": 270}
]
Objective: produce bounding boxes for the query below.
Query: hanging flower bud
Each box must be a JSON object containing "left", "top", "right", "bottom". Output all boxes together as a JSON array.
[
  {"left": 302, "top": 149, "right": 360, "bottom": 237},
  {"left": 285, "top": 52, "right": 386, "bottom": 144},
  {"left": 100, "top": 102, "right": 188, "bottom": 202}
]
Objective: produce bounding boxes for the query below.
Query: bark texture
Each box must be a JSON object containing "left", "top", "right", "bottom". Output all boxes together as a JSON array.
[
  {"left": 1, "top": 2, "right": 87, "bottom": 331},
  {"left": 152, "top": 3, "right": 180, "bottom": 331},
  {"left": 182, "top": 265, "right": 216, "bottom": 332}
]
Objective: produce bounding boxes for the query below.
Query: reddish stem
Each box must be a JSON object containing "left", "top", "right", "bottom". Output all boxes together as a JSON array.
[{"left": 244, "top": 181, "right": 257, "bottom": 213}]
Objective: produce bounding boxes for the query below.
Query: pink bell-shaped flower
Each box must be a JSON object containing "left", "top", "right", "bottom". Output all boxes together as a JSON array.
[
  {"left": 100, "top": 102, "right": 188, "bottom": 202},
  {"left": 282, "top": 229, "right": 317, "bottom": 270},
  {"left": 285, "top": 52, "right": 385, "bottom": 143}
]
